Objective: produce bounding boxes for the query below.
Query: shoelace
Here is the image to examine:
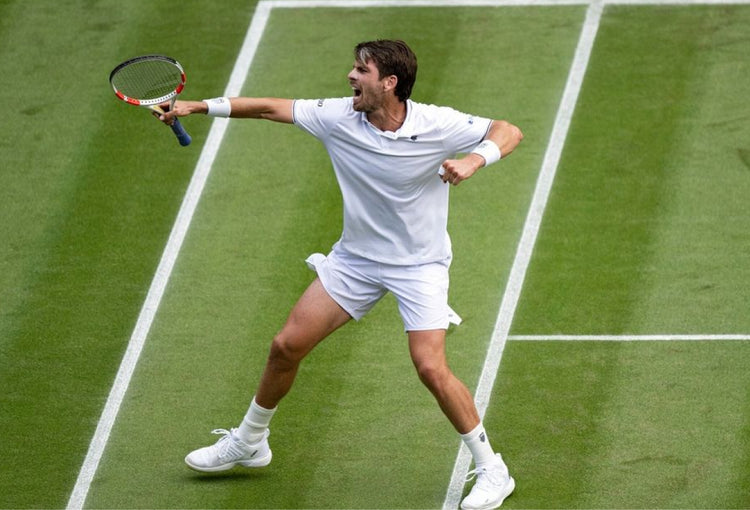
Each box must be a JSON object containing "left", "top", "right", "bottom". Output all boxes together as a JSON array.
[
  {"left": 465, "top": 463, "right": 507, "bottom": 490},
  {"left": 211, "top": 428, "right": 233, "bottom": 436},
  {"left": 210, "top": 428, "right": 246, "bottom": 461}
]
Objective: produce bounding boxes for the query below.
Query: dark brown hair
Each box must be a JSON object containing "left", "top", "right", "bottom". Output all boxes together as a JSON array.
[{"left": 354, "top": 40, "right": 417, "bottom": 102}]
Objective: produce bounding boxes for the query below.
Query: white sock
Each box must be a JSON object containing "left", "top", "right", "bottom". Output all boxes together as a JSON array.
[
  {"left": 236, "top": 397, "right": 276, "bottom": 444},
  {"left": 461, "top": 423, "right": 498, "bottom": 467}
]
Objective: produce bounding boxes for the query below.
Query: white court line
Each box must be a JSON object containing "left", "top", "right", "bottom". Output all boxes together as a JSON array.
[
  {"left": 442, "top": 1, "right": 604, "bottom": 508},
  {"left": 64, "top": 4, "right": 273, "bottom": 510},
  {"left": 267, "top": 0, "right": 750, "bottom": 7},
  {"left": 67, "top": 0, "right": 750, "bottom": 508},
  {"left": 267, "top": 0, "right": 589, "bottom": 7},
  {"left": 510, "top": 334, "right": 750, "bottom": 341}
]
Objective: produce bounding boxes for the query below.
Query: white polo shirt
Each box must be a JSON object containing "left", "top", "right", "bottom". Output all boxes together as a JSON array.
[{"left": 293, "top": 97, "right": 492, "bottom": 265}]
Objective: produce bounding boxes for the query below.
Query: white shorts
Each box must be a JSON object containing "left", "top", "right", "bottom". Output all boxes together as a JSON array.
[{"left": 305, "top": 248, "right": 462, "bottom": 331}]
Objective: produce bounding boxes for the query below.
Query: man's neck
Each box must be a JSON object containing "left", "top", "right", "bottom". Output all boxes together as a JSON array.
[{"left": 366, "top": 99, "right": 407, "bottom": 133}]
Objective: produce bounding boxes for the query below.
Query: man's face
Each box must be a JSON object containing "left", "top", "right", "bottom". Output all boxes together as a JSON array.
[{"left": 347, "top": 59, "right": 390, "bottom": 113}]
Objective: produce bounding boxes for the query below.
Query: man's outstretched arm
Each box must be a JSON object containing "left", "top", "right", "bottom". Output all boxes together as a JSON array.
[{"left": 160, "top": 97, "right": 295, "bottom": 124}]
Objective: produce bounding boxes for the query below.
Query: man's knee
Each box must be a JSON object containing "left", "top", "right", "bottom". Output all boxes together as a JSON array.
[
  {"left": 415, "top": 360, "right": 452, "bottom": 392},
  {"left": 268, "top": 330, "right": 307, "bottom": 369}
]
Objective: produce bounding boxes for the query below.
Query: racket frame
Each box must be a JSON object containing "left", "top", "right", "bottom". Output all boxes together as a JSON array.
[{"left": 109, "top": 54, "right": 191, "bottom": 146}]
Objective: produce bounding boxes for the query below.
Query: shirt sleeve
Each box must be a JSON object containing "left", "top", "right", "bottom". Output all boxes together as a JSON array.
[
  {"left": 433, "top": 105, "right": 493, "bottom": 154},
  {"left": 293, "top": 97, "right": 351, "bottom": 140}
]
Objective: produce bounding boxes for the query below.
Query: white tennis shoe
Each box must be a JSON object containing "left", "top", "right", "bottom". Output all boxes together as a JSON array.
[
  {"left": 185, "top": 428, "right": 272, "bottom": 472},
  {"left": 460, "top": 454, "right": 515, "bottom": 510}
]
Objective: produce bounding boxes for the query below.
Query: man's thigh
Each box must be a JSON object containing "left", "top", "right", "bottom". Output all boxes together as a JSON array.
[{"left": 279, "top": 278, "right": 352, "bottom": 354}]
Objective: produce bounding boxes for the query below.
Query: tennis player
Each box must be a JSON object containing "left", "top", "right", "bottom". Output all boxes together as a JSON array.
[{"left": 162, "top": 39, "right": 523, "bottom": 510}]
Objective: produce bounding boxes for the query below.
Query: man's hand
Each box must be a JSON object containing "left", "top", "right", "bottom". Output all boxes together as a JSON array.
[
  {"left": 440, "top": 119, "right": 523, "bottom": 186},
  {"left": 440, "top": 153, "right": 485, "bottom": 186},
  {"left": 156, "top": 100, "right": 207, "bottom": 125}
]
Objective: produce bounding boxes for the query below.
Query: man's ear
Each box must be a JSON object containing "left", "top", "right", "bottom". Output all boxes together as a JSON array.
[{"left": 382, "top": 74, "right": 398, "bottom": 93}]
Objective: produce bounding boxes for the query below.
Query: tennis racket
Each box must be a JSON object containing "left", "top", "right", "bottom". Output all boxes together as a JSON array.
[{"left": 109, "top": 54, "right": 191, "bottom": 146}]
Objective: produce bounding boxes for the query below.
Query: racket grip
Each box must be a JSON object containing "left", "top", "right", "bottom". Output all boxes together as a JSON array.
[{"left": 170, "top": 118, "right": 192, "bottom": 146}]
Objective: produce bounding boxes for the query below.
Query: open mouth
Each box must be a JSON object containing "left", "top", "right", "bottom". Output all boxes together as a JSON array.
[{"left": 350, "top": 83, "right": 364, "bottom": 110}]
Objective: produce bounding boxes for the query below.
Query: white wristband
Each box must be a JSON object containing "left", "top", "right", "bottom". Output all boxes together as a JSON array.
[
  {"left": 471, "top": 140, "right": 502, "bottom": 167},
  {"left": 203, "top": 97, "right": 231, "bottom": 117}
]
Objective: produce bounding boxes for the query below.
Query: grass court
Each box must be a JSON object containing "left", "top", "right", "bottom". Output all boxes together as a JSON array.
[{"left": 0, "top": 0, "right": 749, "bottom": 508}]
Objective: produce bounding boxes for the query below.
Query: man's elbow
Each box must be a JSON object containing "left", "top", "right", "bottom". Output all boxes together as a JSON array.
[
  {"left": 500, "top": 120, "right": 523, "bottom": 145},
  {"left": 494, "top": 120, "right": 523, "bottom": 155}
]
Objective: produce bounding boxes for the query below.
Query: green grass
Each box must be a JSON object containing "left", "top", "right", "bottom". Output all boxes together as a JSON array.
[
  {"left": 0, "top": 1, "right": 748, "bottom": 509},
  {"left": 494, "top": 340, "right": 750, "bottom": 509},
  {"left": 501, "top": 5, "right": 750, "bottom": 509},
  {"left": 0, "top": 1, "right": 254, "bottom": 507},
  {"left": 512, "top": 5, "right": 750, "bottom": 335}
]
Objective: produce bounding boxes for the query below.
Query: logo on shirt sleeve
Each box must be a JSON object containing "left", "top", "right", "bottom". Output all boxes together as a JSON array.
[{"left": 317, "top": 99, "right": 325, "bottom": 107}]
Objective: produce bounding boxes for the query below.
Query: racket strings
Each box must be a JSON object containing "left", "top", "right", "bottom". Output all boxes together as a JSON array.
[{"left": 112, "top": 60, "right": 182, "bottom": 101}]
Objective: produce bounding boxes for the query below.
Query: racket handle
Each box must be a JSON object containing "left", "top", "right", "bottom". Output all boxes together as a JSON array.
[{"left": 170, "top": 118, "right": 192, "bottom": 146}]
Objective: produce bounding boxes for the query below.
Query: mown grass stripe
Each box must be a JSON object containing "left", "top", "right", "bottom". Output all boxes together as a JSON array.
[
  {"left": 65, "top": 5, "right": 272, "bottom": 509},
  {"left": 443, "top": 0, "right": 604, "bottom": 507}
]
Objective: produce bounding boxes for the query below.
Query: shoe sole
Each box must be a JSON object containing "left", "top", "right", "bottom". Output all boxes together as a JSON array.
[
  {"left": 185, "top": 451, "right": 273, "bottom": 473},
  {"left": 498, "top": 476, "right": 515, "bottom": 507},
  {"left": 460, "top": 476, "right": 515, "bottom": 510}
]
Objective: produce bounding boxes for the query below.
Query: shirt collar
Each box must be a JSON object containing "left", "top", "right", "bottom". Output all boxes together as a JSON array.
[{"left": 361, "top": 99, "right": 415, "bottom": 140}]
